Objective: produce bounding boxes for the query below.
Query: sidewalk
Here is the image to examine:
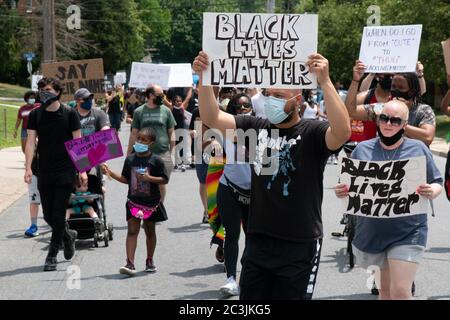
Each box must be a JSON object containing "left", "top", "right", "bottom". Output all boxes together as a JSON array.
[{"left": 0, "top": 138, "right": 448, "bottom": 215}]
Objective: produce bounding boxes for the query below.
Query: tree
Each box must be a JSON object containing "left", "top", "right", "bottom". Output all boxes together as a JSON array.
[
  {"left": 81, "top": 0, "right": 146, "bottom": 74},
  {"left": 0, "top": 3, "right": 30, "bottom": 85}
]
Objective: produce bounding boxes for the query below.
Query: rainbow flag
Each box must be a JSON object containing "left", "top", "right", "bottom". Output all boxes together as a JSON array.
[{"left": 206, "top": 157, "right": 225, "bottom": 247}]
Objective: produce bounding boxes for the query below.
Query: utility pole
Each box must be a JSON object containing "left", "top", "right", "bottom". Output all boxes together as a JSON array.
[
  {"left": 266, "top": 0, "right": 276, "bottom": 13},
  {"left": 42, "top": 0, "right": 56, "bottom": 63}
]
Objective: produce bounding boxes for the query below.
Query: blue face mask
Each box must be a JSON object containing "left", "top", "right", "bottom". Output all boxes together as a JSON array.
[
  {"left": 80, "top": 99, "right": 93, "bottom": 110},
  {"left": 28, "top": 98, "right": 35, "bottom": 105},
  {"left": 264, "top": 96, "right": 295, "bottom": 124},
  {"left": 133, "top": 142, "right": 149, "bottom": 153}
]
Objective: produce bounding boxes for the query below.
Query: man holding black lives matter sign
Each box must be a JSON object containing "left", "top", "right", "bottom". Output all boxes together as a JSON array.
[
  {"left": 195, "top": 12, "right": 351, "bottom": 300},
  {"left": 335, "top": 100, "right": 442, "bottom": 300}
]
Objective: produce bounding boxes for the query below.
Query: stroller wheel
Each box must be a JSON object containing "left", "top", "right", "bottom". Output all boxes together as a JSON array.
[
  {"left": 104, "top": 230, "right": 109, "bottom": 247},
  {"left": 108, "top": 223, "right": 114, "bottom": 241}
]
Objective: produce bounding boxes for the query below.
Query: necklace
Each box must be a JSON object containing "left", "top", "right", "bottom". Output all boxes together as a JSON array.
[{"left": 381, "top": 139, "right": 403, "bottom": 161}]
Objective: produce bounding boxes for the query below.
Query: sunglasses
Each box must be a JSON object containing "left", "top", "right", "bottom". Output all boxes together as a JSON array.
[
  {"left": 378, "top": 114, "right": 406, "bottom": 126},
  {"left": 236, "top": 103, "right": 252, "bottom": 110}
]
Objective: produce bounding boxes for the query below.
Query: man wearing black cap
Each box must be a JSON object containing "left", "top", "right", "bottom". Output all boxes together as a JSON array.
[{"left": 74, "top": 88, "right": 110, "bottom": 136}]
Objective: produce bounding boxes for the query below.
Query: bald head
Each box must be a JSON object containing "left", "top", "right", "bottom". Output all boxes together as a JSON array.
[{"left": 382, "top": 100, "right": 409, "bottom": 121}]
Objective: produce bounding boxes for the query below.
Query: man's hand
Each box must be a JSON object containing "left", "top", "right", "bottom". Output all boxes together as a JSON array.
[
  {"left": 193, "top": 51, "right": 209, "bottom": 75},
  {"left": 352, "top": 60, "right": 367, "bottom": 82},
  {"left": 13, "top": 129, "right": 18, "bottom": 139},
  {"left": 307, "top": 54, "right": 331, "bottom": 85},
  {"left": 24, "top": 168, "right": 33, "bottom": 184}
]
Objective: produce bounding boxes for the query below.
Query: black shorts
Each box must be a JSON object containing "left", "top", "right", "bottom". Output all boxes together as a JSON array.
[
  {"left": 195, "top": 162, "right": 208, "bottom": 184},
  {"left": 239, "top": 234, "right": 322, "bottom": 300},
  {"left": 125, "top": 202, "right": 168, "bottom": 222}
]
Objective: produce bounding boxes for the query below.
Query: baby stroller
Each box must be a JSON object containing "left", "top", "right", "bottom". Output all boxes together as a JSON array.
[{"left": 67, "top": 167, "right": 114, "bottom": 247}]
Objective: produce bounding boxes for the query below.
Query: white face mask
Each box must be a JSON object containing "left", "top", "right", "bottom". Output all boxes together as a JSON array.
[{"left": 27, "top": 98, "right": 35, "bottom": 105}]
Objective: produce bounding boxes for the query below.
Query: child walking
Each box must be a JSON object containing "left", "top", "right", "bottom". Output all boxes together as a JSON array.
[{"left": 102, "top": 128, "right": 168, "bottom": 276}]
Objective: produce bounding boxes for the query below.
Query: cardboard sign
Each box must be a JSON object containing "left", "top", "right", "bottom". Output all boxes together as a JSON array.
[
  {"left": 41, "top": 58, "right": 105, "bottom": 101},
  {"left": 166, "top": 63, "right": 193, "bottom": 88},
  {"left": 65, "top": 129, "right": 123, "bottom": 173},
  {"left": 128, "top": 62, "right": 171, "bottom": 89},
  {"left": 114, "top": 72, "right": 127, "bottom": 86},
  {"left": 202, "top": 12, "right": 318, "bottom": 89},
  {"left": 359, "top": 25, "right": 422, "bottom": 73},
  {"left": 31, "top": 75, "right": 43, "bottom": 91},
  {"left": 339, "top": 156, "right": 429, "bottom": 218},
  {"left": 442, "top": 38, "right": 450, "bottom": 75}
]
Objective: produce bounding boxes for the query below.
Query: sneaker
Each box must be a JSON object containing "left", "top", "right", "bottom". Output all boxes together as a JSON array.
[
  {"left": 220, "top": 276, "right": 240, "bottom": 297},
  {"left": 189, "top": 163, "right": 195, "bottom": 169},
  {"left": 93, "top": 218, "right": 103, "bottom": 233},
  {"left": 43, "top": 256, "right": 58, "bottom": 272},
  {"left": 173, "top": 164, "right": 179, "bottom": 170},
  {"left": 63, "top": 229, "right": 77, "bottom": 260},
  {"left": 202, "top": 212, "right": 209, "bottom": 224},
  {"left": 24, "top": 224, "right": 39, "bottom": 237},
  {"left": 180, "top": 164, "right": 186, "bottom": 172},
  {"left": 119, "top": 260, "right": 137, "bottom": 276},
  {"left": 145, "top": 258, "right": 157, "bottom": 273}
]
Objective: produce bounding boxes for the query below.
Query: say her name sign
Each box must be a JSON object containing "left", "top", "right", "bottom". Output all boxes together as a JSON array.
[
  {"left": 340, "top": 156, "right": 428, "bottom": 218},
  {"left": 202, "top": 13, "right": 318, "bottom": 89},
  {"left": 41, "top": 58, "right": 105, "bottom": 101},
  {"left": 65, "top": 129, "right": 123, "bottom": 173},
  {"left": 359, "top": 25, "right": 422, "bottom": 73}
]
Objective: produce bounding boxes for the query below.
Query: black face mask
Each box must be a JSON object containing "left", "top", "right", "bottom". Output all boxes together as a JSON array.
[
  {"left": 390, "top": 89, "right": 412, "bottom": 101},
  {"left": 377, "top": 126, "right": 405, "bottom": 146},
  {"left": 378, "top": 76, "right": 392, "bottom": 91},
  {"left": 153, "top": 96, "right": 163, "bottom": 106}
]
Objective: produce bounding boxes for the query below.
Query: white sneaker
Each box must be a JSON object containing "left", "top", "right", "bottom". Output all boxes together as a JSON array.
[
  {"left": 220, "top": 276, "right": 240, "bottom": 297},
  {"left": 180, "top": 164, "right": 186, "bottom": 172}
]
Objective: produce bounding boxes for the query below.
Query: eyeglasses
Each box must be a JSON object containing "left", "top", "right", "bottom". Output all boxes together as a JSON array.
[{"left": 378, "top": 114, "right": 406, "bottom": 126}]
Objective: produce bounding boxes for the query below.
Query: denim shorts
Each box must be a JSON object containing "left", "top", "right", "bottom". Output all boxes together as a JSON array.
[
  {"left": 21, "top": 128, "right": 27, "bottom": 139},
  {"left": 352, "top": 244, "right": 425, "bottom": 269}
]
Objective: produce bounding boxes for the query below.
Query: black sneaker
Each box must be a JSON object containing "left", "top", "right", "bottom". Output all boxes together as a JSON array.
[
  {"left": 43, "top": 245, "right": 59, "bottom": 272},
  {"left": 43, "top": 257, "right": 57, "bottom": 272},
  {"left": 63, "top": 229, "right": 77, "bottom": 260},
  {"left": 202, "top": 212, "right": 209, "bottom": 224},
  {"left": 145, "top": 258, "right": 157, "bottom": 273},
  {"left": 189, "top": 163, "right": 195, "bottom": 169},
  {"left": 119, "top": 259, "right": 137, "bottom": 276}
]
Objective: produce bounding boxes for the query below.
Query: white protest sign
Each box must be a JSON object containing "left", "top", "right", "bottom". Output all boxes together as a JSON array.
[
  {"left": 359, "top": 24, "right": 422, "bottom": 73},
  {"left": 31, "top": 75, "right": 43, "bottom": 90},
  {"left": 340, "top": 156, "right": 429, "bottom": 218},
  {"left": 114, "top": 72, "right": 127, "bottom": 86},
  {"left": 202, "top": 12, "right": 318, "bottom": 89},
  {"left": 166, "top": 63, "right": 193, "bottom": 88},
  {"left": 128, "top": 62, "right": 171, "bottom": 89}
]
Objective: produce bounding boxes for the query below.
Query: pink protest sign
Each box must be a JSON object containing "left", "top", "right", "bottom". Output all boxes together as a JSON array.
[{"left": 65, "top": 129, "right": 123, "bottom": 172}]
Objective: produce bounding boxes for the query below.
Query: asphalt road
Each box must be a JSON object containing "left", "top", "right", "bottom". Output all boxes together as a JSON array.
[{"left": 0, "top": 123, "right": 449, "bottom": 300}]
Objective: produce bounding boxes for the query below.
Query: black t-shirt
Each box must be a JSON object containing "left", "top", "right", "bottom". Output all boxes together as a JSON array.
[
  {"left": 187, "top": 92, "right": 199, "bottom": 113},
  {"left": 108, "top": 95, "right": 122, "bottom": 114},
  {"left": 235, "top": 116, "right": 331, "bottom": 242},
  {"left": 28, "top": 105, "right": 81, "bottom": 174},
  {"left": 121, "top": 153, "right": 169, "bottom": 207},
  {"left": 172, "top": 106, "right": 185, "bottom": 130}
]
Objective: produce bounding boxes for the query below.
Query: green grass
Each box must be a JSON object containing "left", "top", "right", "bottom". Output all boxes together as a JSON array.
[
  {"left": 0, "top": 99, "right": 22, "bottom": 107},
  {"left": 436, "top": 114, "right": 450, "bottom": 142},
  {"left": 0, "top": 83, "right": 29, "bottom": 99},
  {"left": 0, "top": 107, "right": 21, "bottom": 150}
]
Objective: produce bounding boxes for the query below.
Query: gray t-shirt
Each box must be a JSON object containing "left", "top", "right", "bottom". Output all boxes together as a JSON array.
[
  {"left": 351, "top": 137, "right": 443, "bottom": 253},
  {"left": 78, "top": 107, "right": 110, "bottom": 136},
  {"left": 220, "top": 139, "right": 252, "bottom": 190}
]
